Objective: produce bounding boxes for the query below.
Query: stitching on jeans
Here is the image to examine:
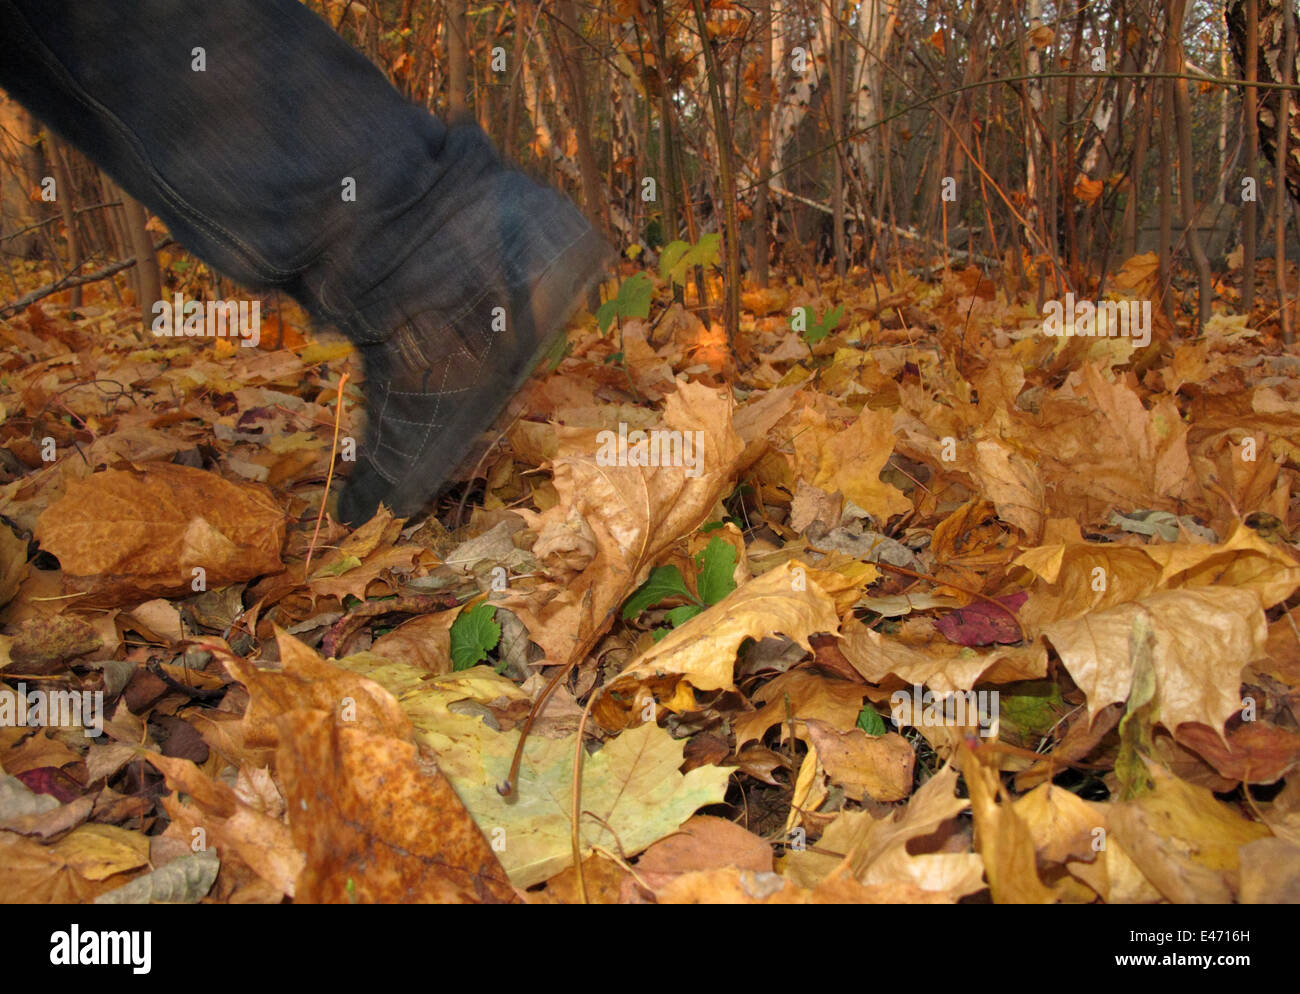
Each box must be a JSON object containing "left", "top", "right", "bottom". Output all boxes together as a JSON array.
[
  {"left": 370, "top": 353, "right": 451, "bottom": 478},
  {"left": 375, "top": 414, "right": 450, "bottom": 426},
  {"left": 384, "top": 387, "right": 471, "bottom": 397}
]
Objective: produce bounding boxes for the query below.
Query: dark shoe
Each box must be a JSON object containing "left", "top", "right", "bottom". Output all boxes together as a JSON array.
[{"left": 335, "top": 214, "right": 611, "bottom": 527}]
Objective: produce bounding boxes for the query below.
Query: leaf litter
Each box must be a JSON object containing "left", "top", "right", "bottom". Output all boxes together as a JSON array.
[{"left": 0, "top": 251, "right": 1299, "bottom": 904}]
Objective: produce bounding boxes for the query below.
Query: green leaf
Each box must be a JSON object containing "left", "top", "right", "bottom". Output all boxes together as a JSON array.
[
  {"left": 857, "top": 706, "right": 886, "bottom": 736},
  {"left": 622, "top": 564, "right": 695, "bottom": 619},
  {"left": 799, "top": 303, "right": 846, "bottom": 345},
  {"left": 694, "top": 536, "right": 738, "bottom": 607},
  {"left": 596, "top": 272, "right": 654, "bottom": 333},
  {"left": 595, "top": 299, "right": 620, "bottom": 334},
  {"left": 999, "top": 681, "right": 1065, "bottom": 736},
  {"left": 659, "top": 240, "right": 692, "bottom": 284},
  {"left": 450, "top": 602, "right": 501, "bottom": 671},
  {"left": 665, "top": 603, "right": 705, "bottom": 628},
  {"left": 660, "top": 235, "right": 720, "bottom": 286},
  {"left": 619, "top": 272, "right": 654, "bottom": 320},
  {"left": 685, "top": 232, "right": 720, "bottom": 270}
]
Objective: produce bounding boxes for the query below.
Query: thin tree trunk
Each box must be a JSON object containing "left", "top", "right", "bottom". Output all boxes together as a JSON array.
[
  {"left": 1123, "top": 79, "right": 1153, "bottom": 260},
  {"left": 753, "top": 0, "right": 773, "bottom": 287},
  {"left": 1169, "top": 0, "right": 1212, "bottom": 330},
  {"left": 1243, "top": 0, "right": 1259, "bottom": 316},
  {"left": 1276, "top": 0, "right": 1296, "bottom": 342},
  {"left": 50, "top": 140, "right": 82, "bottom": 308},
  {"left": 691, "top": 0, "right": 740, "bottom": 355},
  {"left": 1158, "top": 74, "right": 1175, "bottom": 326},
  {"left": 549, "top": 0, "right": 607, "bottom": 234},
  {"left": 1023, "top": 0, "right": 1044, "bottom": 276},
  {"left": 446, "top": 0, "right": 470, "bottom": 121},
  {"left": 98, "top": 175, "right": 135, "bottom": 298},
  {"left": 824, "top": 1, "right": 846, "bottom": 277},
  {"left": 503, "top": 1, "right": 532, "bottom": 159},
  {"left": 1061, "top": 3, "right": 1085, "bottom": 281},
  {"left": 120, "top": 191, "right": 162, "bottom": 328},
  {"left": 645, "top": 0, "right": 680, "bottom": 248}
]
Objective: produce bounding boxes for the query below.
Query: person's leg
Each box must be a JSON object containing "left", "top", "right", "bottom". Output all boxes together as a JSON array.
[{"left": 0, "top": 0, "right": 609, "bottom": 524}]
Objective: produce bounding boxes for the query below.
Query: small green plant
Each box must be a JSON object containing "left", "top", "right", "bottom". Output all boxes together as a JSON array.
[
  {"left": 595, "top": 271, "right": 654, "bottom": 334},
  {"left": 450, "top": 601, "right": 502, "bottom": 671},
  {"left": 791, "top": 303, "right": 845, "bottom": 346},
  {"left": 622, "top": 536, "right": 738, "bottom": 640},
  {"left": 658, "top": 233, "right": 720, "bottom": 287},
  {"left": 856, "top": 705, "right": 886, "bottom": 736}
]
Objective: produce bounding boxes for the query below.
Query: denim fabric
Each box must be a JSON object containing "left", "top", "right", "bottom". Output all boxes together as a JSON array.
[{"left": 0, "top": 0, "right": 593, "bottom": 346}]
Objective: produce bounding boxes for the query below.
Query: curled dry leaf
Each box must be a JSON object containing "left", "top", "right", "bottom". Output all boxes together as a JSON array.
[
  {"left": 1041, "top": 587, "right": 1267, "bottom": 735},
  {"left": 839, "top": 615, "right": 1046, "bottom": 695},
  {"left": 277, "top": 709, "right": 519, "bottom": 903},
  {"left": 1172, "top": 721, "right": 1300, "bottom": 784},
  {"left": 733, "top": 668, "right": 871, "bottom": 749},
  {"left": 788, "top": 405, "right": 912, "bottom": 524},
  {"left": 1108, "top": 759, "right": 1271, "bottom": 903},
  {"left": 35, "top": 462, "right": 285, "bottom": 607},
  {"left": 506, "top": 381, "right": 745, "bottom": 667},
  {"left": 961, "top": 742, "right": 1055, "bottom": 903},
  {"left": 1015, "top": 522, "right": 1300, "bottom": 630},
  {"left": 803, "top": 718, "right": 914, "bottom": 802},
  {"left": 209, "top": 630, "right": 517, "bottom": 902},
  {"left": 148, "top": 752, "right": 303, "bottom": 899},
  {"left": 781, "top": 765, "right": 985, "bottom": 901},
  {"left": 629, "top": 814, "right": 773, "bottom": 899},
  {"left": 616, "top": 561, "right": 840, "bottom": 696}
]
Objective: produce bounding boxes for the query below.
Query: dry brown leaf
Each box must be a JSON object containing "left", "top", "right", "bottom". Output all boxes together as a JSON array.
[
  {"left": 1238, "top": 837, "right": 1300, "bottom": 902},
  {"left": 839, "top": 615, "right": 1046, "bottom": 695},
  {"left": 506, "top": 381, "right": 745, "bottom": 668},
  {"left": 1041, "top": 588, "right": 1266, "bottom": 734},
  {"left": 615, "top": 561, "right": 841, "bottom": 703},
  {"left": 1109, "top": 759, "right": 1271, "bottom": 903},
  {"left": 1029, "top": 364, "right": 1195, "bottom": 522},
  {"left": 804, "top": 718, "right": 914, "bottom": 801},
  {"left": 629, "top": 814, "right": 772, "bottom": 898},
  {"left": 368, "top": 607, "right": 460, "bottom": 674},
  {"left": 0, "top": 829, "right": 121, "bottom": 902},
  {"left": 0, "top": 524, "right": 28, "bottom": 608},
  {"left": 733, "top": 669, "right": 871, "bottom": 748},
  {"left": 654, "top": 865, "right": 950, "bottom": 903},
  {"left": 1172, "top": 721, "right": 1300, "bottom": 784},
  {"left": 148, "top": 752, "right": 303, "bottom": 897},
  {"left": 214, "top": 628, "right": 412, "bottom": 747},
  {"left": 781, "top": 765, "right": 984, "bottom": 900},
  {"left": 277, "top": 709, "right": 518, "bottom": 903},
  {"left": 962, "top": 744, "right": 1055, "bottom": 903},
  {"left": 1013, "top": 781, "right": 1107, "bottom": 866},
  {"left": 789, "top": 405, "right": 912, "bottom": 522},
  {"left": 35, "top": 462, "right": 285, "bottom": 607},
  {"left": 206, "top": 629, "right": 516, "bottom": 902}
]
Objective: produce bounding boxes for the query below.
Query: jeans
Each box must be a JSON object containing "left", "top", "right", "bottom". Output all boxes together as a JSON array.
[{"left": 0, "top": 0, "right": 592, "bottom": 346}]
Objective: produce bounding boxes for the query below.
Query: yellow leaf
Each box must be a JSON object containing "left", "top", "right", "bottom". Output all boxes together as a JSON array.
[{"left": 616, "top": 560, "right": 841, "bottom": 695}]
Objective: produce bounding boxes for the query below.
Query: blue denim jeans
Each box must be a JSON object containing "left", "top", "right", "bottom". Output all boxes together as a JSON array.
[{"left": 0, "top": 0, "right": 593, "bottom": 346}]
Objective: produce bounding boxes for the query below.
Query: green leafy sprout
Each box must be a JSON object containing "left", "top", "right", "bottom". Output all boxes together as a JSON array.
[
  {"left": 450, "top": 601, "right": 502, "bottom": 672},
  {"left": 621, "top": 536, "right": 738, "bottom": 641}
]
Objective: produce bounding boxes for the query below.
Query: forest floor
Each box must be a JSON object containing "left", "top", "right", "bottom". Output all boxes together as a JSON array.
[{"left": 1, "top": 242, "right": 1298, "bottom": 904}]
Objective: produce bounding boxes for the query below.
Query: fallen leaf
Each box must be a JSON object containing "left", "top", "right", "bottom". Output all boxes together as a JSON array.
[
  {"left": 804, "top": 719, "right": 914, "bottom": 801},
  {"left": 35, "top": 462, "right": 285, "bottom": 607}
]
